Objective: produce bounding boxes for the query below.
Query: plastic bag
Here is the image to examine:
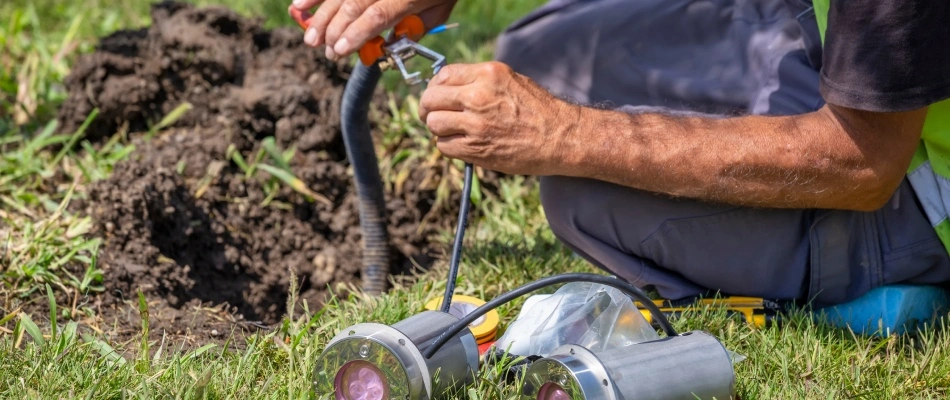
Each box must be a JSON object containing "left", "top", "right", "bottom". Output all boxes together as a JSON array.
[{"left": 496, "top": 282, "right": 659, "bottom": 357}]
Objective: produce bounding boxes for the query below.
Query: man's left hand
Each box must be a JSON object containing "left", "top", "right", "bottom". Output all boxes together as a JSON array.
[{"left": 419, "top": 62, "right": 580, "bottom": 175}]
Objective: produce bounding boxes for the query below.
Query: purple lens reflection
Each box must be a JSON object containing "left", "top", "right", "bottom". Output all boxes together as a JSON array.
[
  {"left": 335, "top": 360, "right": 388, "bottom": 400},
  {"left": 538, "top": 382, "right": 571, "bottom": 400}
]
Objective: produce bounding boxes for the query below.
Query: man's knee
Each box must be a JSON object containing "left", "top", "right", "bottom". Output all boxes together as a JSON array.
[
  {"left": 541, "top": 175, "right": 656, "bottom": 251},
  {"left": 540, "top": 175, "right": 586, "bottom": 241},
  {"left": 541, "top": 175, "right": 653, "bottom": 244},
  {"left": 539, "top": 175, "right": 567, "bottom": 231}
]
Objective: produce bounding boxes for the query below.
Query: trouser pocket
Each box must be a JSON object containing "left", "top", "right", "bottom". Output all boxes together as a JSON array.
[
  {"left": 807, "top": 210, "right": 879, "bottom": 306},
  {"left": 876, "top": 181, "right": 950, "bottom": 286}
]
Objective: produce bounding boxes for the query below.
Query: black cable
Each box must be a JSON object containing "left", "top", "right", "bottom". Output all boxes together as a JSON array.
[
  {"left": 424, "top": 62, "right": 469, "bottom": 314},
  {"left": 440, "top": 162, "right": 473, "bottom": 313},
  {"left": 423, "top": 273, "right": 679, "bottom": 359}
]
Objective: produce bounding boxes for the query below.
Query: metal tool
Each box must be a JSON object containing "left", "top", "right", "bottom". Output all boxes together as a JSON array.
[
  {"left": 375, "top": 35, "right": 446, "bottom": 85},
  {"left": 637, "top": 296, "right": 783, "bottom": 329},
  {"left": 289, "top": 10, "right": 447, "bottom": 84}
]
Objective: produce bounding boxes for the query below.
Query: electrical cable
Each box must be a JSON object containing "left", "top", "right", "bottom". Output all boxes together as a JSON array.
[
  {"left": 440, "top": 162, "right": 473, "bottom": 313},
  {"left": 423, "top": 272, "right": 679, "bottom": 359},
  {"left": 421, "top": 60, "right": 471, "bottom": 314}
]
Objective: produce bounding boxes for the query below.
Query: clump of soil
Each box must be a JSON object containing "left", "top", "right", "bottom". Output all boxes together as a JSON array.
[{"left": 57, "top": 2, "right": 471, "bottom": 340}]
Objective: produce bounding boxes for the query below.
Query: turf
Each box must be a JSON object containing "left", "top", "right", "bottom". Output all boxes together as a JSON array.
[{"left": 3, "top": 0, "right": 950, "bottom": 399}]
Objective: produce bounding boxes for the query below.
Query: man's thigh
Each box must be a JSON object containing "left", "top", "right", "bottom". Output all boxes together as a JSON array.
[
  {"left": 540, "top": 176, "right": 950, "bottom": 305},
  {"left": 541, "top": 175, "right": 812, "bottom": 301}
]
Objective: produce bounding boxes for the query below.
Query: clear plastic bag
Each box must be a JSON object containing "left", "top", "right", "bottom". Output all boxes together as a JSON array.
[{"left": 496, "top": 282, "right": 660, "bottom": 357}]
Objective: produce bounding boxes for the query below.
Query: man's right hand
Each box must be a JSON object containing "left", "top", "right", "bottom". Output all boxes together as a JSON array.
[{"left": 290, "top": 0, "right": 457, "bottom": 61}]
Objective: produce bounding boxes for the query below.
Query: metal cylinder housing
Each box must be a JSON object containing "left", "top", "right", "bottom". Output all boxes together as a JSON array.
[
  {"left": 523, "top": 330, "right": 735, "bottom": 400},
  {"left": 314, "top": 311, "right": 479, "bottom": 399}
]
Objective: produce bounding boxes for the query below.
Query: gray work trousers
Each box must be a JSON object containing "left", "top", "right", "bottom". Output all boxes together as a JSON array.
[{"left": 495, "top": 0, "right": 950, "bottom": 305}]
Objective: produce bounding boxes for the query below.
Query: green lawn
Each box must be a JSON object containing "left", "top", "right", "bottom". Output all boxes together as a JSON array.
[{"left": 2, "top": 0, "right": 950, "bottom": 398}]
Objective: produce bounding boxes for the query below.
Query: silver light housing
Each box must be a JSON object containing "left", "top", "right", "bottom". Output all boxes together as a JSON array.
[
  {"left": 313, "top": 311, "right": 479, "bottom": 399},
  {"left": 522, "top": 331, "right": 736, "bottom": 400}
]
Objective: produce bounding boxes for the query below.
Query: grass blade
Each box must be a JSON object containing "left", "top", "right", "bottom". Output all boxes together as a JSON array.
[
  {"left": 227, "top": 144, "right": 251, "bottom": 174},
  {"left": 23, "top": 119, "right": 59, "bottom": 154},
  {"left": 152, "top": 331, "right": 166, "bottom": 364},
  {"left": 470, "top": 171, "right": 482, "bottom": 207},
  {"left": 18, "top": 313, "right": 44, "bottom": 350},
  {"left": 52, "top": 108, "right": 98, "bottom": 165},
  {"left": 47, "top": 284, "right": 57, "bottom": 340},
  {"left": 257, "top": 163, "right": 331, "bottom": 206},
  {"left": 147, "top": 102, "right": 193, "bottom": 138},
  {"left": 56, "top": 13, "right": 83, "bottom": 66},
  {"left": 137, "top": 290, "right": 149, "bottom": 368},
  {"left": 261, "top": 137, "right": 291, "bottom": 171},
  {"left": 0, "top": 308, "right": 20, "bottom": 326},
  {"left": 62, "top": 321, "right": 77, "bottom": 342},
  {"left": 185, "top": 343, "right": 218, "bottom": 359},
  {"left": 83, "top": 335, "right": 127, "bottom": 366}
]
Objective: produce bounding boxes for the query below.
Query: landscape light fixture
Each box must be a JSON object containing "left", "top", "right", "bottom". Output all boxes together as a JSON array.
[
  {"left": 312, "top": 311, "right": 479, "bottom": 400},
  {"left": 521, "top": 331, "right": 735, "bottom": 400}
]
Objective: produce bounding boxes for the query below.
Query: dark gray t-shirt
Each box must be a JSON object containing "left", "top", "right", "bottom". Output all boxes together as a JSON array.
[
  {"left": 820, "top": 0, "right": 950, "bottom": 112},
  {"left": 495, "top": 0, "right": 949, "bottom": 115}
]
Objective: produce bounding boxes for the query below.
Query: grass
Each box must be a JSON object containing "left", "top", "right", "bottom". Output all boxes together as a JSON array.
[{"left": 2, "top": 0, "right": 950, "bottom": 399}]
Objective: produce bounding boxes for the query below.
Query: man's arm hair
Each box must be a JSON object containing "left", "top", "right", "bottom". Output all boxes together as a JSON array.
[{"left": 550, "top": 104, "right": 926, "bottom": 211}]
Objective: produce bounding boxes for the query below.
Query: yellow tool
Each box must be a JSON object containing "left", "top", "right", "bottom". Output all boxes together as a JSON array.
[{"left": 636, "top": 296, "right": 781, "bottom": 328}]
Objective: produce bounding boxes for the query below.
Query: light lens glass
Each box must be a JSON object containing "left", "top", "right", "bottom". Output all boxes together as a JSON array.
[
  {"left": 314, "top": 336, "right": 410, "bottom": 399},
  {"left": 335, "top": 360, "right": 389, "bottom": 400},
  {"left": 538, "top": 382, "right": 571, "bottom": 400},
  {"left": 522, "top": 359, "right": 584, "bottom": 400}
]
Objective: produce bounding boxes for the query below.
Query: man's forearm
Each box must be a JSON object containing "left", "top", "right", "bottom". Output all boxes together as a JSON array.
[{"left": 552, "top": 105, "right": 925, "bottom": 211}]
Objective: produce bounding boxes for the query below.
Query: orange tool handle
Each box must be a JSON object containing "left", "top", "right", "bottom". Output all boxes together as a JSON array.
[
  {"left": 288, "top": 6, "right": 312, "bottom": 31},
  {"left": 288, "top": 7, "right": 425, "bottom": 66},
  {"left": 392, "top": 15, "right": 425, "bottom": 42}
]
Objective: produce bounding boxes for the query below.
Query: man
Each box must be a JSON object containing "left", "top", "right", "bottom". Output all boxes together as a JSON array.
[{"left": 291, "top": 0, "right": 950, "bottom": 306}]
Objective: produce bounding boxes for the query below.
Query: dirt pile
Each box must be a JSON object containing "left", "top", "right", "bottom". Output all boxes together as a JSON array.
[{"left": 57, "top": 1, "right": 465, "bottom": 336}]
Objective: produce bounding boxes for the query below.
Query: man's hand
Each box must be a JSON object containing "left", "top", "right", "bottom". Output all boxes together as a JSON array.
[
  {"left": 419, "top": 62, "right": 581, "bottom": 175},
  {"left": 290, "top": 0, "right": 457, "bottom": 60}
]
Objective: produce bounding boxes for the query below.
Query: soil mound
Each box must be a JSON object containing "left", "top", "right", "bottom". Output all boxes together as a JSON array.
[{"left": 58, "top": 2, "right": 461, "bottom": 335}]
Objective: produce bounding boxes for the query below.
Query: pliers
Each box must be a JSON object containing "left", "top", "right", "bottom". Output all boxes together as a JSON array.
[{"left": 289, "top": 9, "right": 446, "bottom": 85}]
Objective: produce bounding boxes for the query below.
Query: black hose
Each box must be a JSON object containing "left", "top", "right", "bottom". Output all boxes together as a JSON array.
[
  {"left": 340, "top": 61, "right": 389, "bottom": 295},
  {"left": 440, "top": 162, "right": 473, "bottom": 313},
  {"left": 423, "top": 273, "right": 679, "bottom": 359}
]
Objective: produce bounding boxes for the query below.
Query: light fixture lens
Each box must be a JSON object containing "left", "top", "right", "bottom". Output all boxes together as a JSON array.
[
  {"left": 537, "top": 382, "right": 571, "bottom": 400},
  {"left": 335, "top": 360, "right": 389, "bottom": 400}
]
